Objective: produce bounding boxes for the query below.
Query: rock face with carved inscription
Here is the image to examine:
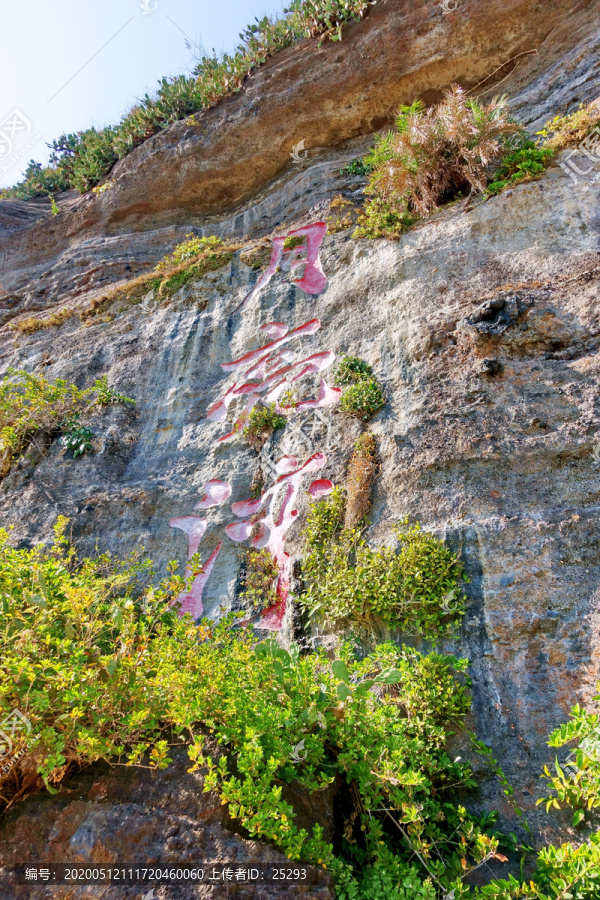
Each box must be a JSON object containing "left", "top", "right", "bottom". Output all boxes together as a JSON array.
[{"left": 0, "top": 0, "right": 600, "bottom": 892}]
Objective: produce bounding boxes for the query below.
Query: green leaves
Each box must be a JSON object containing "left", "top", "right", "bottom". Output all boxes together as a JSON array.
[
  {"left": 376, "top": 669, "right": 402, "bottom": 685},
  {"left": 332, "top": 660, "right": 350, "bottom": 683},
  {"left": 336, "top": 682, "right": 351, "bottom": 701},
  {"left": 0, "top": 369, "right": 133, "bottom": 477},
  {"left": 302, "top": 508, "right": 466, "bottom": 638}
]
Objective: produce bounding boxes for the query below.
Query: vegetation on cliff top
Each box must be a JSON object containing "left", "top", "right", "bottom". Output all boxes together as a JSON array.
[{"left": 0, "top": 0, "right": 377, "bottom": 201}]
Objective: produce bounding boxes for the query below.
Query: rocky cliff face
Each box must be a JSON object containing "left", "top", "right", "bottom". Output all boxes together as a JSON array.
[{"left": 1, "top": 0, "right": 600, "bottom": 895}]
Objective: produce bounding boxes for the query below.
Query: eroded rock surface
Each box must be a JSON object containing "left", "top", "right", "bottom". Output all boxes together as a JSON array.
[
  {"left": 1, "top": 0, "right": 600, "bottom": 889},
  {"left": 0, "top": 746, "right": 334, "bottom": 899}
]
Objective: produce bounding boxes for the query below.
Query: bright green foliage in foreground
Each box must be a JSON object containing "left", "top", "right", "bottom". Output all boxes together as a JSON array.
[
  {"left": 0, "top": 370, "right": 133, "bottom": 476},
  {"left": 1, "top": 0, "right": 376, "bottom": 200},
  {"left": 0, "top": 522, "right": 501, "bottom": 889},
  {"left": 302, "top": 490, "right": 466, "bottom": 637},
  {"left": 1, "top": 524, "right": 599, "bottom": 897}
]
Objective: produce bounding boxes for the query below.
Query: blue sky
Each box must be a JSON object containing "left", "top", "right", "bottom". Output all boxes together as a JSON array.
[{"left": 0, "top": 0, "right": 287, "bottom": 187}]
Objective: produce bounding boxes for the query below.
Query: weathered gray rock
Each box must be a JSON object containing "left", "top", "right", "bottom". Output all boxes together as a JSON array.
[
  {"left": 1, "top": 157, "right": 599, "bottom": 848},
  {"left": 1, "top": 0, "right": 600, "bottom": 883}
]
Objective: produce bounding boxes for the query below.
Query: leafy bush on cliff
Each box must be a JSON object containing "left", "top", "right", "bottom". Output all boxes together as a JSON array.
[
  {"left": 0, "top": 370, "right": 133, "bottom": 478},
  {"left": 2, "top": 522, "right": 600, "bottom": 897},
  {"left": 0, "top": 521, "right": 504, "bottom": 888},
  {"left": 355, "top": 86, "right": 521, "bottom": 236},
  {"left": 334, "top": 356, "right": 385, "bottom": 420},
  {"left": 0, "top": 0, "right": 376, "bottom": 200},
  {"left": 301, "top": 494, "right": 466, "bottom": 636},
  {"left": 353, "top": 97, "right": 600, "bottom": 238}
]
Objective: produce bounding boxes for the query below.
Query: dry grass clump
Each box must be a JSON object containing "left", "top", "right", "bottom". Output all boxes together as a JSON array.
[
  {"left": 365, "top": 85, "right": 521, "bottom": 218},
  {"left": 325, "top": 195, "right": 360, "bottom": 233},
  {"left": 81, "top": 240, "right": 237, "bottom": 323},
  {"left": 240, "top": 242, "right": 272, "bottom": 270},
  {"left": 10, "top": 308, "right": 74, "bottom": 335},
  {"left": 344, "top": 432, "right": 378, "bottom": 529}
]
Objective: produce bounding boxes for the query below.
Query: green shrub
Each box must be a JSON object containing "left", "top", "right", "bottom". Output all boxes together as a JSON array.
[
  {"left": 340, "top": 377, "right": 385, "bottom": 420},
  {"left": 334, "top": 355, "right": 373, "bottom": 385},
  {"left": 334, "top": 356, "right": 385, "bottom": 420},
  {"left": 486, "top": 142, "right": 554, "bottom": 195},
  {"left": 0, "top": 370, "right": 133, "bottom": 478},
  {"left": 353, "top": 196, "right": 418, "bottom": 240},
  {"left": 282, "top": 235, "right": 306, "bottom": 251},
  {"left": 302, "top": 496, "right": 466, "bottom": 637},
  {"left": 0, "top": 518, "right": 180, "bottom": 795},
  {"left": 331, "top": 854, "right": 436, "bottom": 900},
  {"left": 2, "top": 519, "right": 600, "bottom": 896},
  {"left": 0, "top": 523, "right": 503, "bottom": 891},
  {"left": 360, "top": 88, "right": 521, "bottom": 231},
  {"left": 242, "top": 403, "right": 287, "bottom": 450},
  {"left": 0, "top": 160, "right": 70, "bottom": 200}
]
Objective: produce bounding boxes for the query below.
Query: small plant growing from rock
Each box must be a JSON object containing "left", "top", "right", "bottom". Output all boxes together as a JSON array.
[
  {"left": 325, "top": 195, "right": 359, "bottom": 233},
  {"left": 339, "top": 158, "right": 373, "bottom": 177},
  {"left": 334, "top": 355, "right": 373, "bottom": 385},
  {"left": 334, "top": 356, "right": 385, "bottom": 421},
  {"left": 486, "top": 142, "right": 554, "bottom": 195},
  {"left": 535, "top": 100, "right": 600, "bottom": 152},
  {"left": 10, "top": 308, "right": 74, "bottom": 336},
  {"left": 240, "top": 548, "right": 279, "bottom": 611},
  {"left": 282, "top": 235, "right": 306, "bottom": 251},
  {"left": 61, "top": 414, "right": 94, "bottom": 458},
  {"left": 242, "top": 402, "right": 286, "bottom": 451},
  {"left": 240, "top": 242, "right": 272, "bottom": 270}
]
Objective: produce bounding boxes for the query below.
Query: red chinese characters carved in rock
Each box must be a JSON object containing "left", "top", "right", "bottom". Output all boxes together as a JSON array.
[
  {"left": 226, "top": 453, "right": 334, "bottom": 630},
  {"left": 238, "top": 222, "right": 328, "bottom": 312},
  {"left": 169, "top": 479, "right": 232, "bottom": 619},
  {"left": 206, "top": 317, "right": 341, "bottom": 441}
]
